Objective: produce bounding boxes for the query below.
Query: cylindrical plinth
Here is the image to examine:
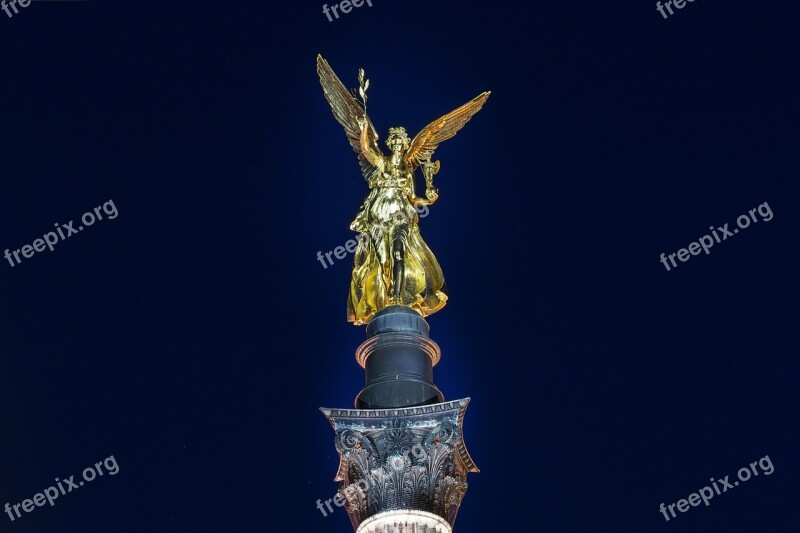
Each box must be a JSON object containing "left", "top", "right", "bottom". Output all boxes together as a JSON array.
[{"left": 355, "top": 306, "right": 444, "bottom": 409}]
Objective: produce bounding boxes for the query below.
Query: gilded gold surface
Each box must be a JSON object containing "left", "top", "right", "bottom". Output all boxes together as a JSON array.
[{"left": 317, "top": 55, "right": 490, "bottom": 324}]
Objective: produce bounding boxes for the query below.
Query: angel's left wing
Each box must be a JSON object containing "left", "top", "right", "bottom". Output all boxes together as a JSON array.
[
  {"left": 405, "top": 91, "right": 491, "bottom": 167},
  {"left": 317, "top": 55, "right": 381, "bottom": 182}
]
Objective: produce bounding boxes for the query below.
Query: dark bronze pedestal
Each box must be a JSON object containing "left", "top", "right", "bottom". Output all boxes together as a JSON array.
[{"left": 322, "top": 306, "right": 477, "bottom": 533}]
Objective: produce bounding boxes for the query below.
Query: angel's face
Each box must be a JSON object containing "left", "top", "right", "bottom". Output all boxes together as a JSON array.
[{"left": 388, "top": 136, "right": 406, "bottom": 153}]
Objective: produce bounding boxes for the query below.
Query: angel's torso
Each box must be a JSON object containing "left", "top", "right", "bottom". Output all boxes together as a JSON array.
[
  {"left": 375, "top": 155, "right": 413, "bottom": 190},
  {"left": 356, "top": 157, "right": 417, "bottom": 227}
]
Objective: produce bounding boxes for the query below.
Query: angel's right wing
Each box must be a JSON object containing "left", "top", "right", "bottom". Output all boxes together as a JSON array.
[
  {"left": 317, "top": 55, "right": 381, "bottom": 182},
  {"left": 405, "top": 92, "right": 491, "bottom": 169}
]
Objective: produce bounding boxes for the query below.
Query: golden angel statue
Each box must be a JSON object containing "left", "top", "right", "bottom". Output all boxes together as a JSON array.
[{"left": 317, "top": 55, "right": 490, "bottom": 325}]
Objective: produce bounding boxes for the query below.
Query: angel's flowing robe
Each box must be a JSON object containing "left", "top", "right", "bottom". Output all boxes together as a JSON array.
[{"left": 347, "top": 173, "right": 447, "bottom": 325}]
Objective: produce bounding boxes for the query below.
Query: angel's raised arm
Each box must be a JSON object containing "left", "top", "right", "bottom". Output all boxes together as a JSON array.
[{"left": 358, "top": 117, "right": 383, "bottom": 169}]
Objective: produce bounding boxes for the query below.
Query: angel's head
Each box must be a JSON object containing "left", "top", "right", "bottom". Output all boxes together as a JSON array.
[{"left": 386, "top": 127, "right": 410, "bottom": 153}]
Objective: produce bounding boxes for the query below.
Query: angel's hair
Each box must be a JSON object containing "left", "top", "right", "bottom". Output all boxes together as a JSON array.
[{"left": 386, "top": 127, "right": 410, "bottom": 148}]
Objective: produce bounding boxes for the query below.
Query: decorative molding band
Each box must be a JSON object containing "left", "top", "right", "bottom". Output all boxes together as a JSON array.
[
  {"left": 355, "top": 332, "right": 442, "bottom": 368},
  {"left": 356, "top": 510, "right": 452, "bottom": 533}
]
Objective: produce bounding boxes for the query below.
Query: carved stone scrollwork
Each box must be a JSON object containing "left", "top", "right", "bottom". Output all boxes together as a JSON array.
[{"left": 321, "top": 399, "right": 477, "bottom": 532}]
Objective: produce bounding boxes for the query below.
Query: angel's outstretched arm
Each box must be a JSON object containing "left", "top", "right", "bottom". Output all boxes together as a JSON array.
[
  {"left": 408, "top": 170, "right": 439, "bottom": 207},
  {"left": 410, "top": 193, "right": 438, "bottom": 208}
]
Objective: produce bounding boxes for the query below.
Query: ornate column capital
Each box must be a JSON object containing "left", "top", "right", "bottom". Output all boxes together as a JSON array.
[{"left": 321, "top": 399, "right": 478, "bottom": 532}]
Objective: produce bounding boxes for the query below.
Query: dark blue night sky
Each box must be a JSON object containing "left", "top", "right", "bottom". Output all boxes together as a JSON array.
[{"left": 1, "top": 1, "right": 798, "bottom": 531}]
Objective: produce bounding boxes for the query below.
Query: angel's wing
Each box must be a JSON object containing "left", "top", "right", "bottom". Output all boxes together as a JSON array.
[
  {"left": 405, "top": 91, "right": 491, "bottom": 167},
  {"left": 317, "top": 55, "right": 381, "bottom": 182}
]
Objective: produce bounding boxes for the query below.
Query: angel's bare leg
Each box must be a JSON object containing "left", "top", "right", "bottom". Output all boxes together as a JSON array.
[
  {"left": 391, "top": 226, "right": 408, "bottom": 302},
  {"left": 376, "top": 235, "right": 392, "bottom": 294}
]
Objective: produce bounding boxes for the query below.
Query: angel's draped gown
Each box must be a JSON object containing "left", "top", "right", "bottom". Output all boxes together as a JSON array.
[{"left": 347, "top": 157, "right": 447, "bottom": 325}]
